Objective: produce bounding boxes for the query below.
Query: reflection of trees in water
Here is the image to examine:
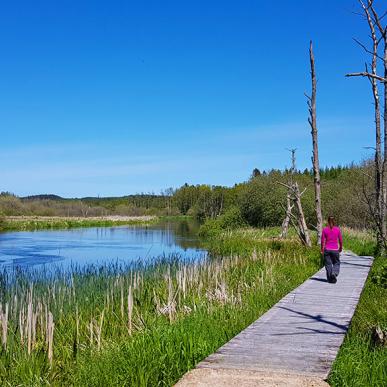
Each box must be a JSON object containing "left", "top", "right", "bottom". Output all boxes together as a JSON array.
[{"left": 119, "top": 219, "right": 202, "bottom": 250}]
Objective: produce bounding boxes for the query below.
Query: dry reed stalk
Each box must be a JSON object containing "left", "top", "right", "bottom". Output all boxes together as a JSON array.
[
  {"left": 27, "top": 301, "right": 32, "bottom": 355},
  {"left": 76, "top": 305, "right": 79, "bottom": 347},
  {"left": 89, "top": 319, "right": 94, "bottom": 347},
  {"left": 44, "top": 303, "right": 48, "bottom": 347},
  {"left": 127, "top": 286, "right": 133, "bottom": 335},
  {"left": 97, "top": 310, "right": 104, "bottom": 351},
  {"left": 71, "top": 275, "right": 75, "bottom": 298},
  {"left": 19, "top": 307, "right": 24, "bottom": 345},
  {"left": 32, "top": 311, "right": 37, "bottom": 350},
  {"left": 153, "top": 289, "right": 161, "bottom": 312},
  {"left": 120, "top": 284, "right": 124, "bottom": 319},
  {"left": 47, "top": 312, "right": 54, "bottom": 366},
  {"left": 1, "top": 303, "right": 8, "bottom": 349},
  {"left": 166, "top": 275, "right": 177, "bottom": 322},
  {"left": 13, "top": 294, "right": 18, "bottom": 321}
]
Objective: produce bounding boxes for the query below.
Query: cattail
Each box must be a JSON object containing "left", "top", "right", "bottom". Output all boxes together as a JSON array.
[{"left": 127, "top": 286, "right": 133, "bottom": 335}]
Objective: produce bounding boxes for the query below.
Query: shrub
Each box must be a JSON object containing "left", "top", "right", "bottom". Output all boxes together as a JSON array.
[{"left": 199, "top": 207, "right": 246, "bottom": 238}]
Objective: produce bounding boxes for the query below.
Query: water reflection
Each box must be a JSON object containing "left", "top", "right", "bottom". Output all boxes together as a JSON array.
[{"left": 0, "top": 219, "right": 206, "bottom": 270}]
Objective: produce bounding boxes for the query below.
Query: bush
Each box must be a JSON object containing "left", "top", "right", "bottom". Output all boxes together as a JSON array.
[
  {"left": 198, "top": 207, "right": 246, "bottom": 238},
  {"left": 371, "top": 261, "right": 387, "bottom": 288},
  {"left": 219, "top": 206, "right": 246, "bottom": 229}
]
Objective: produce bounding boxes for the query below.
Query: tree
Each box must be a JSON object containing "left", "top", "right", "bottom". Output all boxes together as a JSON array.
[
  {"left": 279, "top": 149, "right": 312, "bottom": 247},
  {"left": 251, "top": 168, "right": 261, "bottom": 178},
  {"left": 306, "top": 41, "right": 323, "bottom": 244},
  {"left": 346, "top": 0, "right": 387, "bottom": 254}
]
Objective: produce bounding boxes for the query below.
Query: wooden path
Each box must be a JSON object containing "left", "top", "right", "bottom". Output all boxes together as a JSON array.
[{"left": 176, "top": 252, "right": 373, "bottom": 386}]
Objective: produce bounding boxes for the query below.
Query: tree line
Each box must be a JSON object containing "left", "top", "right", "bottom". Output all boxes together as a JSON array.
[{"left": 0, "top": 162, "right": 371, "bottom": 230}]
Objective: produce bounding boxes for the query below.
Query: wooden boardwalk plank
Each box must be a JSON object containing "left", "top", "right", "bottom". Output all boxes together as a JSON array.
[{"left": 176, "top": 252, "right": 373, "bottom": 386}]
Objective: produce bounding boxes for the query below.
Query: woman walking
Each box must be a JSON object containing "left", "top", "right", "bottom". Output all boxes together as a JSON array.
[{"left": 321, "top": 216, "right": 343, "bottom": 283}]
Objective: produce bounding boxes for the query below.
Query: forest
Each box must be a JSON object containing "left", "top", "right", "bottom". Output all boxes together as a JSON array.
[{"left": 0, "top": 162, "right": 370, "bottom": 230}]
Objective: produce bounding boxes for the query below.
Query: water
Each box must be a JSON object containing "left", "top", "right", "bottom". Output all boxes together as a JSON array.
[{"left": 0, "top": 219, "right": 207, "bottom": 270}]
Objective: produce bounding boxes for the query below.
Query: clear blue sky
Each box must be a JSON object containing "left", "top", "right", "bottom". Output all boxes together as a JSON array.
[{"left": 0, "top": 0, "right": 378, "bottom": 197}]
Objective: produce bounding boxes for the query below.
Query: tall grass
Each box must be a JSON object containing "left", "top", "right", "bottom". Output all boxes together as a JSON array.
[{"left": 0, "top": 237, "right": 320, "bottom": 386}]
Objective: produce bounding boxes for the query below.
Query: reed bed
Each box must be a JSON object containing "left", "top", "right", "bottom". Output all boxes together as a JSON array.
[{"left": 0, "top": 236, "right": 320, "bottom": 386}]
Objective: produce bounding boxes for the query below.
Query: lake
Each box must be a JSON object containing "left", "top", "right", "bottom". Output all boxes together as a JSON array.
[{"left": 0, "top": 219, "right": 207, "bottom": 270}]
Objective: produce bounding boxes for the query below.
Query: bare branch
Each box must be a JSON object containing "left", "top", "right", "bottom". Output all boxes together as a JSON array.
[
  {"left": 345, "top": 72, "right": 387, "bottom": 82},
  {"left": 353, "top": 37, "right": 384, "bottom": 59}
]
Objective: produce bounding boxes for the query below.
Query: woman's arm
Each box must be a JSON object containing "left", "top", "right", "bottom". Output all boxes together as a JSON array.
[
  {"left": 321, "top": 229, "right": 325, "bottom": 253},
  {"left": 338, "top": 228, "right": 343, "bottom": 252}
]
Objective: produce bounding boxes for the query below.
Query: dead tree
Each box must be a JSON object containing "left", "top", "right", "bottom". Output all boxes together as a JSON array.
[
  {"left": 292, "top": 183, "right": 312, "bottom": 247},
  {"left": 346, "top": 0, "right": 387, "bottom": 254},
  {"left": 280, "top": 149, "right": 296, "bottom": 238},
  {"left": 280, "top": 193, "right": 293, "bottom": 238},
  {"left": 306, "top": 41, "right": 323, "bottom": 245},
  {"left": 279, "top": 150, "right": 312, "bottom": 247}
]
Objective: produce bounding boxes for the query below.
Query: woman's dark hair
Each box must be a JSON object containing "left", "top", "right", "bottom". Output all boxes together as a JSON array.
[{"left": 328, "top": 216, "right": 336, "bottom": 228}]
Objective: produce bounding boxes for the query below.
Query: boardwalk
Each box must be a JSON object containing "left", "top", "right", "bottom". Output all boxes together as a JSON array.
[{"left": 176, "top": 252, "right": 373, "bottom": 386}]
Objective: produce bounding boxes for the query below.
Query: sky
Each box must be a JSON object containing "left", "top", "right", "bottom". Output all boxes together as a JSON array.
[{"left": 0, "top": 0, "right": 381, "bottom": 197}]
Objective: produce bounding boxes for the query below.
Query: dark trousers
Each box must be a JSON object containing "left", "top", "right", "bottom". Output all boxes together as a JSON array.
[{"left": 323, "top": 250, "right": 340, "bottom": 280}]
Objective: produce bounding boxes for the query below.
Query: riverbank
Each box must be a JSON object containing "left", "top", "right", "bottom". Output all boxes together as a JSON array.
[{"left": 0, "top": 215, "right": 158, "bottom": 231}]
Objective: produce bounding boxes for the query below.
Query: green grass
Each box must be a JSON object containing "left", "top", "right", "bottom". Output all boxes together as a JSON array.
[
  {"left": 0, "top": 224, "right": 383, "bottom": 386},
  {"left": 328, "top": 256, "right": 387, "bottom": 387},
  {"left": 203, "top": 226, "right": 386, "bottom": 387},
  {"left": 0, "top": 231, "right": 320, "bottom": 386}
]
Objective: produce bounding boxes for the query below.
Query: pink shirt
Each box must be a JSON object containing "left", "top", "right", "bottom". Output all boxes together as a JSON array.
[{"left": 321, "top": 226, "right": 343, "bottom": 251}]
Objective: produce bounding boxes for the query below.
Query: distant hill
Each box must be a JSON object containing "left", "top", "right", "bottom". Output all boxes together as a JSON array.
[{"left": 22, "top": 194, "right": 66, "bottom": 201}]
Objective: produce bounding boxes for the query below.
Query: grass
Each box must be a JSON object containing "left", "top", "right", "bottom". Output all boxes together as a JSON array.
[
  {"left": 203, "top": 226, "right": 386, "bottom": 387},
  {"left": 0, "top": 224, "right": 383, "bottom": 386},
  {"left": 328, "top": 232, "right": 386, "bottom": 387},
  {"left": 0, "top": 231, "right": 320, "bottom": 386},
  {"left": 0, "top": 215, "right": 157, "bottom": 232}
]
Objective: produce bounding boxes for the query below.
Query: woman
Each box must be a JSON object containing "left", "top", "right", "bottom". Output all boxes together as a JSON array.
[{"left": 321, "top": 216, "right": 343, "bottom": 283}]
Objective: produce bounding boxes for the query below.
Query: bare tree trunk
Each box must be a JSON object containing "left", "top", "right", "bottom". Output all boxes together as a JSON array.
[
  {"left": 293, "top": 183, "right": 312, "bottom": 247},
  {"left": 372, "top": 5, "right": 387, "bottom": 251},
  {"left": 278, "top": 149, "right": 311, "bottom": 247},
  {"left": 307, "top": 41, "right": 323, "bottom": 244},
  {"left": 280, "top": 193, "right": 292, "bottom": 238},
  {"left": 369, "top": 12, "right": 384, "bottom": 252},
  {"left": 346, "top": 0, "right": 387, "bottom": 254}
]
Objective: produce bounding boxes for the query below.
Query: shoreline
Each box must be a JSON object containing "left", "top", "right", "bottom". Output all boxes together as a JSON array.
[{"left": 0, "top": 215, "right": 158, "bottom": 232}]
